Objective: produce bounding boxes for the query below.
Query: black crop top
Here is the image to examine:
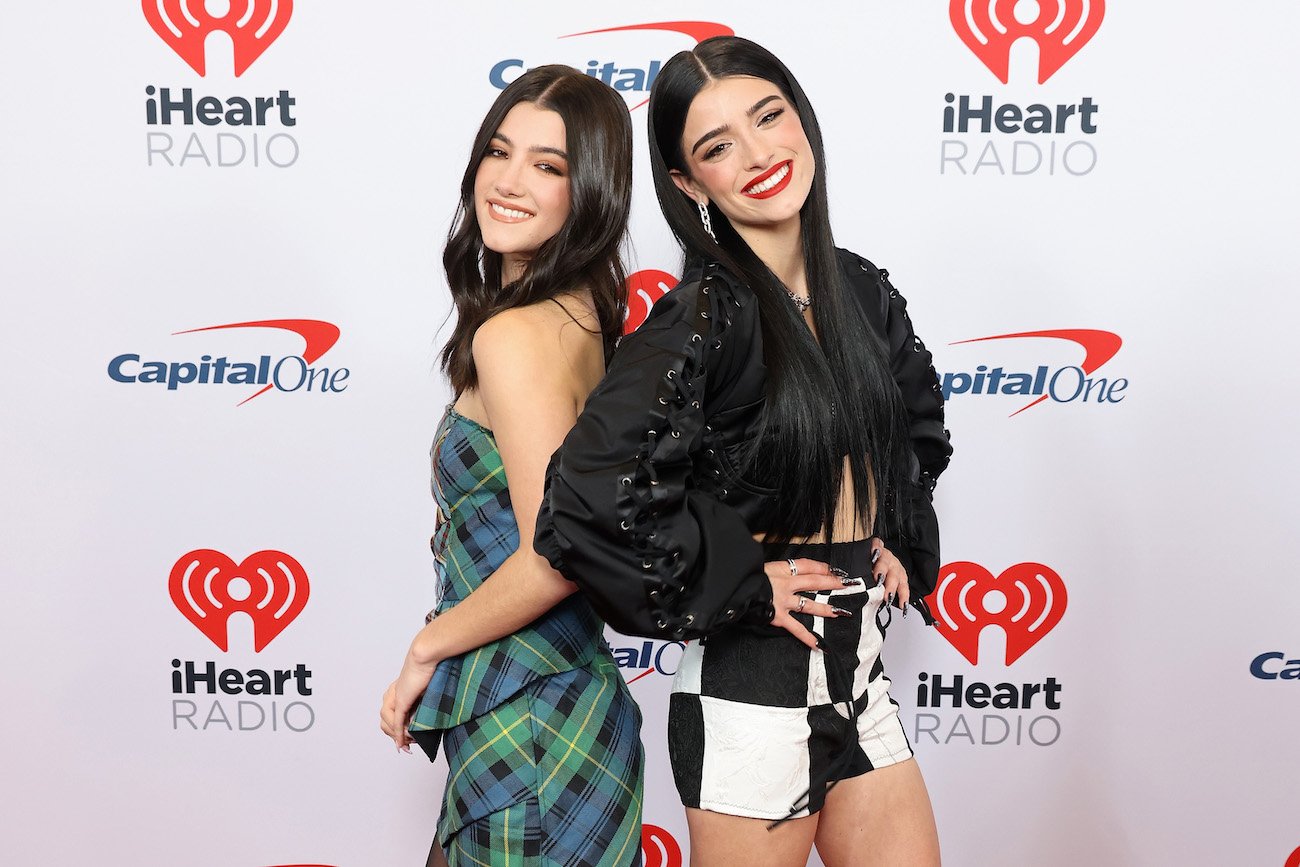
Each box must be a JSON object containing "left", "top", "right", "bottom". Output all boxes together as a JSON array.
[{"left": 534, "top": 248, "right": 951, "bottom": 641}]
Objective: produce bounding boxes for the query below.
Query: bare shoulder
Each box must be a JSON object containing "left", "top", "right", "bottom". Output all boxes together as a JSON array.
[{"left": 472, "top": 294, "right": 606, "bottom": 396}]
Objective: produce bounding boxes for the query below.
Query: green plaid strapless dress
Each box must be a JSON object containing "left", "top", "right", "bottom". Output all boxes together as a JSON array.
[{"left": 409, "top": 406, "right": 643, "bottom": 867}]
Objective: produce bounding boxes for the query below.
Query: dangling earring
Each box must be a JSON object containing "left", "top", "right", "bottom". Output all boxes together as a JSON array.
[{"left": 697, "top": 200, "right": 716, "bottom": 241}]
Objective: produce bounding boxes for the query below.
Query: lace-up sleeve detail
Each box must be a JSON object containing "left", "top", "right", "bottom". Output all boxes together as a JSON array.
[{"left": 535, "top": 264, "right": 773, "bottom": 640}]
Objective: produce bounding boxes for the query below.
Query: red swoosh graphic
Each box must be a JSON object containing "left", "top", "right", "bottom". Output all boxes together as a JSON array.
[
  {"left": 560, "top": 21, "right": 735, "bottom": 43},
  {"left": 950, "top": 329, "right": 1122, "bottom": 416},
  {"left": 173, "top": 319, "right": 341, "bottom": 405}
]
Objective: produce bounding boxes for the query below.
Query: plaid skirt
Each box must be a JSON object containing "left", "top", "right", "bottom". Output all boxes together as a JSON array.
[{"left": 435, "top": 650, "right": 644, "bottom": 867}]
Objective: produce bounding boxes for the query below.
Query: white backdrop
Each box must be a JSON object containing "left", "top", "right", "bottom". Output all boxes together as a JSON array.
[{"left": 3, "top": 3, "right": 1299, "bottom": 866}]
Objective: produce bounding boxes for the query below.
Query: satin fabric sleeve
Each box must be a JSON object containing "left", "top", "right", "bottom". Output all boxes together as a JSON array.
[{"left": 534, "top": 265, "right": 775, "bottom": 640}]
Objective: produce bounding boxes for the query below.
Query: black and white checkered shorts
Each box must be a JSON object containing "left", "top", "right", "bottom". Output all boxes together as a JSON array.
[{"left": 668, "top": 539, "right": 913, "bottom": 820}]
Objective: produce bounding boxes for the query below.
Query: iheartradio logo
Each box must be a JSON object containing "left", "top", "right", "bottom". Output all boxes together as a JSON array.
[
  {"left": 928, "top": 562, "right": 1066, "bottom": 665},
  {"left": 624, "top": 269, "right": 676, "bottom": 334},
  {"left": 169, "top": 549, "right": 309, "bottom": 652},
  {"left": 950, "top": 0, "right": 1105, "bottom": 84},
  {"left": 642, "top": 824, "right": 683, "bottom": 867},
  {"left": 143, "top": 0, "right": 294, "bottom": 77}
]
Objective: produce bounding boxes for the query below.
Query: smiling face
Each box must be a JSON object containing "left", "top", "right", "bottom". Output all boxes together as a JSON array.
[
  {"left": 670, "top": 75, "right": 815, "bottom": 235},
  {"left": 473, "top": 101, "right": 571, "bottom": 277}
]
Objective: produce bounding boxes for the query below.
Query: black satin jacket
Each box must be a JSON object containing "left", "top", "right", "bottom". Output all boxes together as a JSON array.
[{"left": 535, "top": 248, "right": 951, "bottom": 641}]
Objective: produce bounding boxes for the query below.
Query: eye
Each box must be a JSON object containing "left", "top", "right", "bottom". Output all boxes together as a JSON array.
[
  {"left": 703, "top": 141, "right": 730, "bottom": 161},
  {"left": 758, "top": 107, "right": 784, "bottom": 126},
  {"left": 536, "top": 162, "right": 565, "bottom": 176},
  {"left": 486, "top": 146, "right": 508, "bottom": 159}
]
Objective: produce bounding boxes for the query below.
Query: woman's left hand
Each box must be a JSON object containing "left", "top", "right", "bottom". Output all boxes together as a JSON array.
[
  {"left": 379, "top": 653, "right": 438, "bottom": 753},
  {"left": 870, "top": 537, "right": 910, "bottom": 610}
]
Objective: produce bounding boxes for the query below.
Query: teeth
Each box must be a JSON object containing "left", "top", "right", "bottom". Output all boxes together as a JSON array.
[
  {"left": 747, "top": 163, "right": 790, "bottom": 194},
  {"left": 491, "top": 202, "right": 532, "bottom": 219}
]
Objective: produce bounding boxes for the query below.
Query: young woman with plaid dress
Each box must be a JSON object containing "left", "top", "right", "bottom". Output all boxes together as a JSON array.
[{"left": 379, "top": 66, "right": 643, "bottom": 867}]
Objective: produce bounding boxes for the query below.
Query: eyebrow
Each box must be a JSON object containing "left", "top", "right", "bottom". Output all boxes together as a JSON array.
[
  {"left": 689, "top": 95, "right": 783, "bottom": 157},
  {"left": 491, "top": 132, "right": 568, "bottom": 160}
]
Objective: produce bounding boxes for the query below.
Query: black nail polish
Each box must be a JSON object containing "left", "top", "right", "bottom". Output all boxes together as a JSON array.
[
  {"left": 875, "top": 573, "right": 885, "bottom": 585},
  {"left": 832, "top": 606, "right": 852, "bottom": 617},
  {"left": 871, "top": 548, "right": 881, "bottom": 565},
  {"left": 903, "top": 605, "right": 909, "bottom": 618},
  {"left": 829, "top": 566, "right": 849, "bottom": 578},
  {"left": 814, "top": 634, "right": 827, "bottom": 650},
  {"left": 841, "top": 577, "right": 863, "bottom": 586}
]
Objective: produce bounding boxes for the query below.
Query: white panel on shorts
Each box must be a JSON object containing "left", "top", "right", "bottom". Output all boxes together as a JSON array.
[
  {"left": 696, "top": 695, "right": 813, "bottom": 820},
  {"left": 675, "top": 640, "right": 703, "bottom": 694}
]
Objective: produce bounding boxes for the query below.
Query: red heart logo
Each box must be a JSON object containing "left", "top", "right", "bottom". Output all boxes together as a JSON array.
[
  {"left": 169, "top": 549, "right": 309, "bottom": 652},
  {"left": 927, "top": 561, "right": 1066, "bottom": 665},
  {"left": 142, "top": 0, "right": 293, "bottom": 77},
  {"left": 642, "top": 824, "right": 683, "bottom": 867},
  {"left": 624, "top": 270, "right": 677, "bottom": 334},
  {"left": 950, "top": 0, "right": 1105, "bottom": 84}
]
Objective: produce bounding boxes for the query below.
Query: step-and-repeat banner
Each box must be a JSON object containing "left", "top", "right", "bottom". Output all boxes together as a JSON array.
[{"left": 4, "top": 3, "right": 1298, "bottom": 866}]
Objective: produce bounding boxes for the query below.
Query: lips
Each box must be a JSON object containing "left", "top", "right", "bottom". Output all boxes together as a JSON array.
[
  {"left": 742, "top": 160, "right": 793, "bottom": 199},
  {"left": 486, "top": 200, "right": 534, "bottom": 223}
]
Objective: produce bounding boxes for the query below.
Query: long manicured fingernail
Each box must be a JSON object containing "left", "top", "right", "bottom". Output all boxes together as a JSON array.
[
  {"left": 871, "top": 548, "right": 881, "bottom": 565},
  {"left": 875, "top": 572, "right": 886, "bottom": 585},
  {"left": 832, "top": 606, "right": 852, "bottom": 617},
  {"left": 829, "top": 566, "right": 849, "bottom": 578},
  {"left": 888, "top": 592, "right": 895, "bottom": 608},
  {"left": 903, "top": 605, "right": 909, "bottom": 618},
  {"left": 814, "top": 634, "right": 827, "bottom": 650},
  {"left": 841, "top": 577, "right": 863, "bottom": 586}
]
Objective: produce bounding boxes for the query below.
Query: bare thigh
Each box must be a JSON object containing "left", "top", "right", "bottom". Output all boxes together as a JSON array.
[
  {"left": 685, "top": 807, "right": 820, "bottom": 867},
  {"left": 813, "top": 758, "right": 940, "bottom": 867}
]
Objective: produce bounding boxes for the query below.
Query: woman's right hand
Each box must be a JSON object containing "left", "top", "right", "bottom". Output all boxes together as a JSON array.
[{"left": 764, "top": 558, "right": 859, "bottom": 650}]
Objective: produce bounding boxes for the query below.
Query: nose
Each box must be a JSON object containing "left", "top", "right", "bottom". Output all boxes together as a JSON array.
[
  {"left": 736, "top": 129, "right": 774, "bottom": 173},
  {"left": 492, "top": 157, "right": 525, "bottom": 198}
]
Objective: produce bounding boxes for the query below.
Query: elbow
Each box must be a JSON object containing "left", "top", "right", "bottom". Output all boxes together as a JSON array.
[{"left": 523, "top": 551, "right": 580, "bottom": 606}]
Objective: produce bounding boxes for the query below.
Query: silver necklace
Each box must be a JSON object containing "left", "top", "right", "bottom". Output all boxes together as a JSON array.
[{"left": 785, "top": 289, "right": 812, "bottom": 313}]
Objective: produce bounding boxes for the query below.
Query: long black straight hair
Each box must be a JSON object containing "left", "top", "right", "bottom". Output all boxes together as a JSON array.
[
  {"left": 648, "top": 37, "right": 910, "bottom": 542},
  {"left": 441, "top": 65, "right": 632, "bottom": 395}
]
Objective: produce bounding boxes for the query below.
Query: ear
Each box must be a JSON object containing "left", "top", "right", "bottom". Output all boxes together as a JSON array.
[{"left": 669, "top": 169, "right": 705, "bottom": 206}]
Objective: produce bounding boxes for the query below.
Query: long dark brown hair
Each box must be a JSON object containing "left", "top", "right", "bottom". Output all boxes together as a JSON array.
[
  {"left": 648, "top": 37, "right": 911, "bottom": 542},
  {"left": 440, "top": 65, "right": 632, "bottom": 394}
]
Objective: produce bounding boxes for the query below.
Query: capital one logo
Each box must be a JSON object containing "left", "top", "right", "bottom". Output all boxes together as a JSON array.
[
  {"left": 928, "top": 562, "right": 1067, "bottom": 665},
  {"left": 169, "top": 549, "right": 309, "bottom": 651},
  {"left": 491, "top": 21, "right": 733, "bottom": 110},
  {"left": 143, "top": 0, "right": 293, "bottom": 76},
  {"left": 107, "top": 318, "right": 349, "bottom": 405},
  {"left": 950, "top": 0, "right": 1105, "bottom": 83},
  {"left": 941, "top": 329, "right": 1126, "bottom": 415},
  {"left": 642, "top": 824, "right": 683, "bottom": 867}
]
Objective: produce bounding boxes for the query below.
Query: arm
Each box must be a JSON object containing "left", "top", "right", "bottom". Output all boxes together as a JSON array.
[
  {"left": 380, "top": 305, "right": 589, "bottom": 749},
  {"left": 535, "top": 265, "right": 844, "bottom": 643}
]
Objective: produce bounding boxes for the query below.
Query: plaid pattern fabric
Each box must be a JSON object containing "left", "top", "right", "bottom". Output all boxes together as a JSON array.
[
  {"left": 410, "top": 409, "right": 604, "bottom": 750},
  {"left": 438, "top": 653, "right": 644, "bottom": 867}
]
